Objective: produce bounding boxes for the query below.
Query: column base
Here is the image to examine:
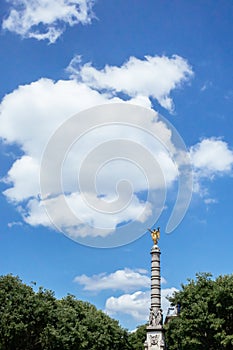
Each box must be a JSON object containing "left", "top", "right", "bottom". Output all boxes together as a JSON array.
[{"left": 144, "top": 326, "right": 165, "bottom": 350}]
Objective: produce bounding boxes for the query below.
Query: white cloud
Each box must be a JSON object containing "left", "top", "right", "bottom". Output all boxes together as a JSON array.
[
  {"left": 189, "top": 138, "right": 233, "bottom": 199},
  {"left": 3, "top": 156, "right": 40, "bottom": 202},
  {"left": 200, "top": 81, "right": 212, "bottom": 92},
  {"left": 74, "top": 267, "right": 175, "bottom": 322},
  {"left": 2, "top": 0, "right": 95, "bottom": 43},
  {"left": 0, "top": 78, "right": 111, "bottom": 157},
  {"left": 190, "top": 138, "right": 233, "bottom": 176},
  {"left": 106, "top": 291, "right": 150, "bottom": 321},
  {"left": 7, "top": 221, "right": 23, "bottom": 228},
  {"left": 105, "top": 287, "right": 178, "bottom": 322},
  {"left": 67, "top": 54, "right": 193, "bottom": 111},
  {"left": 0, "top": 67, "right": 182, "bottom": 240},
  {"left": 204, "top": 198, "right": 218, "bottom": 205},
  {"left": 1, "top": 55, "right": 230, "bottom": 241},
  {"left": 74, "top": 268, "right": 151, "bottom": 292},
  {"left": 23, "top": 193, "right": 152, "bottom": 237}
]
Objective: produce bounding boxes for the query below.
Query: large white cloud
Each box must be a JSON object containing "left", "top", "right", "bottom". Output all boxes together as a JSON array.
[
  {"left": 1, "top": 54, "right": 231, "bottom": 240},
  {"left": 67, "top": 54, "right": 193, "bottom": 111},
  {"left": 23, "top": 193, "right": 152, "bottom": 237},
  {"left": 2, "top": 0, "right": 95, "bottom": 43},
  {"left": 0, "top": 78, "right": 110, "bottom": 157},
  {"left": 1, "top": 55, "right": 188, "bottom": 240},
  {"left": 105, "top": 288, "right": 178, "bottom": 322}
]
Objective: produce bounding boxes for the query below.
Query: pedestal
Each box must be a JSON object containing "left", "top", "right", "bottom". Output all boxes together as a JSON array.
[{"left": 144, "top": 326, "right": 165, "bottom": 350}]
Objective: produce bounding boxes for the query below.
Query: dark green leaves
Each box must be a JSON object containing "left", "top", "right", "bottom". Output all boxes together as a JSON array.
[
  {"left": 165, "top": 273, "right": 233, "bottom": 350},
  {"left": 0, "top": 275, "right": 130, "bottom": 350}
]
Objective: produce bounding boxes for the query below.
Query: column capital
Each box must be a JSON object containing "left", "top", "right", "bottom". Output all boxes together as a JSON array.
[{"left": 151, "top": 245, "right": 161, "bottom": 253}]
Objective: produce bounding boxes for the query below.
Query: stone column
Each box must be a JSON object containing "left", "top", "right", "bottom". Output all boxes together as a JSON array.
[
  {"left": 151, "top": 245, "right": 161, "bottom": 311},
  {"left": 144, "top": 238, "right": 165, "bottom": 350}
]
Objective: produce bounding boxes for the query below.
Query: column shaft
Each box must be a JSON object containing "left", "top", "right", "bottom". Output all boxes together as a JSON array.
[{"left": 151, "top": 246, "right": 161, "bottom": 310}]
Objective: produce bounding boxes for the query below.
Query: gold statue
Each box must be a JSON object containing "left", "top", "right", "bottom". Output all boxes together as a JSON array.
[{"left": 148, "top": 227, "right": 160, "bottom": 245}]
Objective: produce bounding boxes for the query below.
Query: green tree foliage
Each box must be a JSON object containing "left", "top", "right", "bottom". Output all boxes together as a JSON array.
[
  {"left": 0, "top": 275, "right": 131, "bottom": 350},
  {"left": 165, "top": 273, "right": 233, "bottom": 350},
  {"left": 128, "top": 324, "right": 147, "bottom": 350}
]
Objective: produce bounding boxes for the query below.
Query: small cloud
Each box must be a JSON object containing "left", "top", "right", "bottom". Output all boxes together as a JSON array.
[
  {"left": 224, "top": 90, "right": 233, "bottom": 100},
  {"left": 7, "top": 221, "right": 23, "bottom": 228},
  {"left": 200, "top": 81, "right": 212, "bottom": 92},
  {"left": 105, "top": 291, "right": 150, "bottom": 321},
  {"left": 74, "top": 268, "right": 167, "bottom": 292},
  {"left": 204, "top": 198, "right": 218, "bottom": 205},
  {"left": 200, "top": 84, "right": 207, "bottom": 92},
  {"left": 105, "top": 287, "right": 178, "bottom": 322},
  {"left": 190, "top": 137, "right": 233, "bottom": 176},
  {"left": 74, "top": 268, "right": 150, "bottom": 292},
  {"left": 2, "top": 0, "right": 95, "bottom": 44},
  {"left": 190, "top": 138, "right": 233, "bottom": 201}
]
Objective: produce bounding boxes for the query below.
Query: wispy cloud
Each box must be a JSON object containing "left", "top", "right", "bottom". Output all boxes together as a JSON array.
[
  {"left": 2, "top": 0, "right": 95, "bottom": 43},
  {"left": 224, "top": 90, "right": 233, "bottom": 100},
  {"left": 204, "top": 198, "right": 218, "bottom": 205},
  {"left": 7, "top": 221, "right": 23, "bottom": 228},
  {"left": 200, "top": 81, "right": 212, "bottom": 92}
]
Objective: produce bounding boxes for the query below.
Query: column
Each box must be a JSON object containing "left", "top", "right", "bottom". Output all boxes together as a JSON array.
[
  {"left": 151, "top": 245, "right": 161, "bottom": 311},
  {"left": 144, "top": 230, "right": 165, "bottom": 350}
]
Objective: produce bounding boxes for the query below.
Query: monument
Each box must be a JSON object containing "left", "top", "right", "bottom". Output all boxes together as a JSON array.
[{"left": 144, "top": 227, "right": 166, "bottom": 350}]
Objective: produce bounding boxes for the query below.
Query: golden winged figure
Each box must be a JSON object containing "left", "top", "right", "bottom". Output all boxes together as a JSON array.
[{"left": 148, "top": 227, "right": 160, "bottom": 245}]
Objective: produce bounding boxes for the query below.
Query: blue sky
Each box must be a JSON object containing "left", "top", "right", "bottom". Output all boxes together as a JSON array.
[{"left": 0, "top": 0, "right": 233, "bottom": 331}]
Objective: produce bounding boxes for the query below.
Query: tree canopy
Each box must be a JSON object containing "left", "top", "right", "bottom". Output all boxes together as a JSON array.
[
  {"left": 0, "top": 274, "right": 131, "bottom": 350},
  {"left": 127, "top": 325, "right": 147, "bottom": 350},
  {"left": 1, "top": 273, "right": 232, "bottom": 349},
  {"left": 165, "top": 273, "right": 233, "bottom": 350}
]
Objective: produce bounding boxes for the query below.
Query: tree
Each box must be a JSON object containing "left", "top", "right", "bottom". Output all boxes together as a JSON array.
[
  {"left": 165, "top": 273, "right": 233, "bottom": 350},
  {"left": 128, "top": 324, "right": 147, "bottom": 350},
  {"left": 0, "top": 275, "right": 131, "bottom": 350},
  {"left": 0, "top": 275, "right": 58, "bottom": 350}
]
